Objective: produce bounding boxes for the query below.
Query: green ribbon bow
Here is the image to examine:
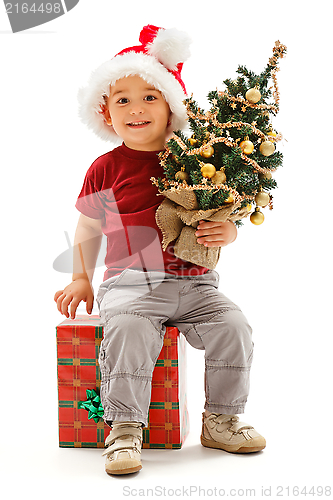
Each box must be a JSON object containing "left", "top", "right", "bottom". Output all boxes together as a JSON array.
[{"left": 78, "top": 389, "right": 104, "bottom": 423}]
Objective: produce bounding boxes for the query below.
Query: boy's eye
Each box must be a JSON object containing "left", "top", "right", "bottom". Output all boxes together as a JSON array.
[
  {"left": 145, "top": 95, "right": 157, "bottom": 102},
  {"left": 117, "top": 97, "right": 129, "bottom": 104}
]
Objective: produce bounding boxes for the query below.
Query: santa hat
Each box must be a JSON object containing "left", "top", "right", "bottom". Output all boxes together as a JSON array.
[{"left": 78, "top": 25, "right": 192, "bottom": 144}]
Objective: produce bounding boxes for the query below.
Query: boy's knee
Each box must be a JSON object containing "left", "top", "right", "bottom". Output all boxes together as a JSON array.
[
  {"left": 100, "top": 313, "right": 164, "bottom": 374},
  {"left": 202, "top": 309, "right": 253, "bottom": 367},
  {"left": 228, "top": 309, "right": 253, "bottom": 365}
]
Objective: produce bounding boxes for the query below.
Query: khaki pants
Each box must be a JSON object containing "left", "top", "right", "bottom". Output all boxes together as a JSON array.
[{"left": 97, "top": 269, "right": 253, "bottom": 427}]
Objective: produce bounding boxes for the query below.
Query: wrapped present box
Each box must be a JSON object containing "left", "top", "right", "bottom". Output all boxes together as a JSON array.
[{"left": 56, "top": 315, "right": 189, "bottom": 449}]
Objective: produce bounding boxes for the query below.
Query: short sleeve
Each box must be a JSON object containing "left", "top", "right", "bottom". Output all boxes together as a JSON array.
[{"left": 75, "top": 160, "right": 106, "bottom": 220}]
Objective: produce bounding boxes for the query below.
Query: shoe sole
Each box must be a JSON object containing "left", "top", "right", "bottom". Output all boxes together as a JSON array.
[
  {"left": 106, "top": 463, "right": 142, "bottom": 475},
  {"left": 201, "top": 435, "right": 266, "bottom": 454}
]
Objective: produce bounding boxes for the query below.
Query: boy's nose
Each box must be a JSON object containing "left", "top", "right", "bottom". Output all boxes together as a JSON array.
[
  {"left": 129, "top": 102, "right": 145, "bottom": 115},
  {"left": 130, "top": 108, "right": 144, "bottom": 115}
]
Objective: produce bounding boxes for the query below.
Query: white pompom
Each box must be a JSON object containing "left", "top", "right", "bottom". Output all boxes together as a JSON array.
[{"left": 147, "top": 28, "right": 192, "bottom": 70}]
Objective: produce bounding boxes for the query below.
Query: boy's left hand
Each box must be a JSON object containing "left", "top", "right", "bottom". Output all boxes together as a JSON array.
[{"left": 195, "top": 220, "right": 237, "bottom": 247}]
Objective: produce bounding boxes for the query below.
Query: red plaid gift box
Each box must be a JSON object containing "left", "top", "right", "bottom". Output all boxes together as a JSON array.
[{"left": 56, "top": 315, "right": 189, "bottom": 449}]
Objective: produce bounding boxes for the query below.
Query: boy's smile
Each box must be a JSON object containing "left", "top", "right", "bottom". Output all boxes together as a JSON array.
[
  {"left": 105, "top": 75, "right": 171, "bottom": 151},
  {"left": 126, "top": 120, "right": 151, "bottom": 128}
]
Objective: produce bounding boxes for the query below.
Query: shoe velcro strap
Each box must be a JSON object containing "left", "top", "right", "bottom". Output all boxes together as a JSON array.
[
  {"left": 102, "top": 438, "right": 141, "bottom": 457},
  {"left": 229, "top": 421, "right": 253, "bottom": 434},
  {"left": 214, "top": 414, "right": 238, "bottom": 425},
  {"left": 105, "top": 426, "right": 142, "bottom": 446}
]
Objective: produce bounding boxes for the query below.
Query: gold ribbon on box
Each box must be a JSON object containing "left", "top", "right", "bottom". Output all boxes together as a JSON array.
[{"left": 155, "top": 188, "right": 249, "bottom": 269}]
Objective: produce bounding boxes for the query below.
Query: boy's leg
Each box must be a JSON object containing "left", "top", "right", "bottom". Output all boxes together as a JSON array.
[
  {"left": 97, "top": 271, "right": 179, "bottom": 427},
  {"left": 99, "top": 312, "right": 163, "bottom": 426},
  {"left": 170, "top": 270, "right": 253, "bottom": 415},
  {"left": 170, "top": 270, "right": 265, "bottom": 452}
]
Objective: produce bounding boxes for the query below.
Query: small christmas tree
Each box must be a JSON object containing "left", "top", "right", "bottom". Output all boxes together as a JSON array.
[{"left": 151, "top": 41, "right": 287, "bottom": 268}]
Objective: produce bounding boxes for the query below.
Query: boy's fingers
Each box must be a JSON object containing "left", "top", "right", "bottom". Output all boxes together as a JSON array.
[
  {"left": 70, "top": 298, "right": 80, "bottom": 319},
  {"left": 54, "top": 290, "right": 63, "bottom": 302},
  {"left": 197, "top": 235, "right": 226, "bottom": 245},
  {"left": 55, "top": 292, "right": 66, "bottom": 314},
  {"left": 200, "top": 233, "right": 225, "bottom": 242},
  {"left": 198, "top": 239, "right": 225, "bottom": 247},
  {"left": 55, "top": 290, "right": 71, "bottom": 317},
  {"left": 86, "top": 296, "right": 94, "bottom": 314},
  {"left": 196, "top": 226, "right": 226, "bottom": 237},
  {"left": 197, "top": 221, "right": 223, "bottom": 229},
  {"left": 61, "top": 293, "right": 74, "bottom": 317}
]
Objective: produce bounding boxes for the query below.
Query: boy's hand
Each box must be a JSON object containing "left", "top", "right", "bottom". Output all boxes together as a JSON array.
[
  {"left": 195, "top": 220, "right": 237, "bottom": 247},
  {"left": 54, "top": 278, "right": 94, "bottom": 319}
]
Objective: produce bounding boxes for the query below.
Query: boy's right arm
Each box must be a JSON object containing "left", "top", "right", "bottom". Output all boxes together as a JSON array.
[{"left": 54, "top": 214, "right": 103, "bottom": 319}]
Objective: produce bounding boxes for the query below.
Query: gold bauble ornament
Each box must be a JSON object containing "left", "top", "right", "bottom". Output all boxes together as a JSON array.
[
  {"left": 201, "top": 163, "right": 216, "bottom": 178},
  {"left": 245, "top": 86, "right": 261, "bottom": 104},
  {"left": 211, "top": 168, "right": 226, "bottom": 184},
  {"left": 250, "top": 208, "right": 265, "bottom": 225},
  {"left": 189, "top": 137, "right": 198, "bottom": 146},
  {"left": 259, "top": 141, "right": 275, "bottom": 156},
  {"left": 200, "top": 145, "right": 214, "bottom": 158},
  {"left": 175, "top": 167, "right": 189, "bottom": 183},
  {"left": 255, "top": 191, "right": 270, "bottom": 207},
  {"left": 240, "top": 136, "right": 254, "bottom": 155},
  {"left": 224, "top": 193, "right": 234, "bottom": 203},
  {"left": 259, "top": 171, "right": 272, "bottom": 180},
  {"left": 267, "top": 128, "right": 278, "bottom": 142},
  {"left": 246, "top": 203, "right": 252, "bottom": 212}
]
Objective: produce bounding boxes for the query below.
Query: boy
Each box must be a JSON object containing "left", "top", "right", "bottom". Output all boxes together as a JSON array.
[{"left": 55, "top": 25, "right": 266, "bottom": 476}]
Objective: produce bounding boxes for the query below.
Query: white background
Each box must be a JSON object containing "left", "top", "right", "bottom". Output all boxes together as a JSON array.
[{"left": 1, "top": 0, "right": 332, "bottom": 498}]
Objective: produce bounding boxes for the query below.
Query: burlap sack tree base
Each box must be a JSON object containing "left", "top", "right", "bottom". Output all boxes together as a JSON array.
[{"left": 155, "top": 188, "right": 250, "bottom": 269}]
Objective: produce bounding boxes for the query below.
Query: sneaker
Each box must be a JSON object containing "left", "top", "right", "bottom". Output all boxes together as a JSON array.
[
  {"left": 102, "top": 421, "right": 143, "bottom": 475},
  {"left": 201, "top": 412, "right": 266, "bottom": 453}
]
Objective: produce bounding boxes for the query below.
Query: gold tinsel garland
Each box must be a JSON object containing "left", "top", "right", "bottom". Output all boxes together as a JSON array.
[
  {"left": 217, "top": 92, "right": 279, "bottom": 114},
  {"left": 271, "top": 68, "right": 281, "bottom": 107},
  {"left": 185, "top": 103, "right": 283, "bottom": 142},
  {"left": 268, "top": 40, "right": 287, "bottom": 106},
  {"left": 151, "top": 169, "right": 257, "bottom": 213},
  {"left": 165, "top": 132, "right": 276, "bottom": 175},
  {"left": 270, "top": 40, "right": 287, "bottom": 66},
  {"left": 151, "top": 176, "right": 246, "bottom": 201}
]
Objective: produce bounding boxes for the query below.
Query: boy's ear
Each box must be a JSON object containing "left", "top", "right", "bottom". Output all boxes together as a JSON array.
[{"left": 104, "top": 108, "right": 112, "bottom": 126}]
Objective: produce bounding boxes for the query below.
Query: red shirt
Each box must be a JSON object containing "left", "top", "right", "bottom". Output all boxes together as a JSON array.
[{"left": 76, "top": 143, "right": 208, "bottom": 281}]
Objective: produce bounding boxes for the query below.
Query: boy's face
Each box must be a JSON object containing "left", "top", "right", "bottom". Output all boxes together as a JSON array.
[{"left": 104, "top": 75, "right": 171, "bottom": 151}]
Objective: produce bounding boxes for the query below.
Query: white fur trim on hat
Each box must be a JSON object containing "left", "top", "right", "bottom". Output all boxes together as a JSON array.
[
  {"left": 78, "top": 51, "right": 189, "bottom": 145},
  {"left": 146, "top": 27, "right": 192, "bottom": 71}
]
